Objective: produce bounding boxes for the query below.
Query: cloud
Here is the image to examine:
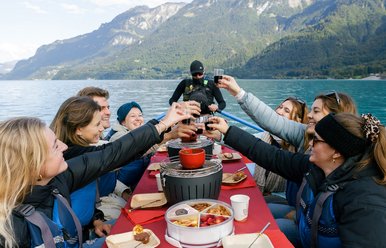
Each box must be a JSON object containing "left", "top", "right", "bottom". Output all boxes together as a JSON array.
[
  {"left": 88, "top": 0, "right": 137, "bottom": 8},
  {"left": 88, "top": 0, "right": 191, "bottom": 8},
  {"left": 60, "top": 3, "right": 85, "bottom": 14},
  {"left": 23, "top": 1, "right": 47, "bottom": 14},
  {"left": 0, "top": 42, "right": 37, "bottom": 63}
]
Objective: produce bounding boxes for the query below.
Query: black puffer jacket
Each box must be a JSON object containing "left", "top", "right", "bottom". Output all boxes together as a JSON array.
[
  {"left": 6, "top": 122, "right": 161, "bottom": 247},
  {"left": 224, "top": 126, "right": 386, "bottom": 248}
]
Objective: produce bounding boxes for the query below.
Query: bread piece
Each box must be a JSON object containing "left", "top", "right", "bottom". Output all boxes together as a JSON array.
[
  {"left": 134, "top": 232, "right": 150, "bottom": 244},
  {"left": 223, "top": 153, "right": 233, "bottom": 159},
  {"left": 233, "top": 171, "right": 245, "bottom": 181}
]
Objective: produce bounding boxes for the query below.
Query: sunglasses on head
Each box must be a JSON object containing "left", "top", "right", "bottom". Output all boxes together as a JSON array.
[
  {"left": 324, "top": 90, "right": 341, "bottom": 105},
  {"left": 284, "top": 96, "right": 306, "bottom": 119},
  {"left": 285, "top": 96, "right": 306, "bottom": 106}
]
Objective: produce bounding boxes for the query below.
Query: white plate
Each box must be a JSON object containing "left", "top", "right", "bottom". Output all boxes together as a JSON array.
[
  {"left": 219, "top": 153, "right": 242, "bottom": 161},
  {"left": 222, "top": 233, "right": 273, "bottom": 248},
  {"left": 222, "top": 173, "right": 247, "bottom": 184},
  {"left": 147, "top": 162, "right": 161, "bottom": 171},
  {"left": 130, "top": 193, "right": 167, "bottom": 209},
  {"left": 106, "top": 229, "right": 160, "bottom": 248}
]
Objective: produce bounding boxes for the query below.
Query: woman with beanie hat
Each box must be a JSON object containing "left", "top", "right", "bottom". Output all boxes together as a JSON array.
[
  {"left": 208, "top": 113, "right": 386, "bottom": 248},
  {"left": 109, "top": 101, "right": 201, "bottom": 190},
  {"left": 109, "top": 101, "right": 144, "bottom": 142}
]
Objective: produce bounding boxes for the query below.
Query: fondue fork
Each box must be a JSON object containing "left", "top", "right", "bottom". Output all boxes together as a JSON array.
[
  {"left": 222, "top": 166, "right": 247, "bottom": 181},
  {"left": 247, "top": 222, "right": 271, "bottom": 248},
  {"left": 128, "top": 199, "right": 161, "bottom": 212}
]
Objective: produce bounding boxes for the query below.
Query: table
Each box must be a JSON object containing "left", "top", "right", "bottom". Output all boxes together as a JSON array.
[{"left": 104, "top": 147, "right": 294, "bottom": 247}]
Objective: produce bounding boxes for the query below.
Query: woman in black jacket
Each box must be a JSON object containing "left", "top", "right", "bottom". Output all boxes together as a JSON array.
[
  {"left": 208, "top": 113, "right": 386, "bottom": 248},
  {"left": 0, "top": 102, "right": 194, "bottom": 248}
]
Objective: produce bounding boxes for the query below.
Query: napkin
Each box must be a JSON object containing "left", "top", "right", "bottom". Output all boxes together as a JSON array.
[
  {"left": 121, "top": 208, "right": 165, "bottom": 225},
  {"left": 221, "top": 175, "right": 257, "bottom": 190}
]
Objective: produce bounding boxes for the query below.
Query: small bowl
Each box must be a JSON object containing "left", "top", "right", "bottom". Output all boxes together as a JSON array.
[{"left": 179, "top": 148, "right": 205, "bottom": 169}]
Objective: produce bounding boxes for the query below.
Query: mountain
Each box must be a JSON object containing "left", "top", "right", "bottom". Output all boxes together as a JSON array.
[
  {"left": 238, "top": 0, "right": 386, "bottom": 78},
  {"left": 4, "top": 0, "right": 386, "bottom": 80},
  {"left": 0, "top": 60, "right": 17, "bottom": 75},
  {"left": 6, "top": 3, "right": 186, "bottom": 79}
]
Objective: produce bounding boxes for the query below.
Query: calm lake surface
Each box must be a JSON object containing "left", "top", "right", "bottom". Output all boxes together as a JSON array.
[{"left": 0, "top": 79, "right": 385, "bottom": 133}]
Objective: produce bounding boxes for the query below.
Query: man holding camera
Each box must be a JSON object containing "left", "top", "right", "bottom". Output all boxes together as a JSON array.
[{"left": 169, "top": 60, "right": 226, "bottom": 115}]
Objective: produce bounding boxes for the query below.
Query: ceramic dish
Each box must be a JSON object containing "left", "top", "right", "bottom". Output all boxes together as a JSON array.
[
  {"left": 165, "top": 199, "right": 234, "bottom": 248},
  {"left": 147, "top": 162, "right": 161, "bottom": 171},
  {"left": 106, "top": 229, "right": 160, "bottom": 248},
  {"left": 130, "top": 193, "right": 167, "bottom": 209},
  {"left": 222, "top": 233, "right": 273, "bottom": 248},
  {"left": 222, "top": 172, "right": 247, "bottom": 184},
  {"left": 219, "top": 152, "right": 242, "bottom": 161}
]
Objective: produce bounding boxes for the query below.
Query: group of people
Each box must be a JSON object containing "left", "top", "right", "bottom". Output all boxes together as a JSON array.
[
  {"left": 0, "top": 59, "right": 385, "bottom": 248},
  {"left": 206, "top": 75, "right": 386, "bottom": 248}
]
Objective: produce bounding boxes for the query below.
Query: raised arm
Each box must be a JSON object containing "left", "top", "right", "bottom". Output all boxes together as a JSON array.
[
  {"left": 208, "top": 116, "right": 309, "bottom": 183},
  {"left": 217, "top": 75, "right": 306, "bottom": 149}
]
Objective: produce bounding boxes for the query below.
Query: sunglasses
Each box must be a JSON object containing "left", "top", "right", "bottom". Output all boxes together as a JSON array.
[
  {"left": 312, "top": 135, "right": 326, "bottom": 147},
  {"left": 284, "top": 96, "right": 306, "bottom": 119},
  {"left": 192, "top": 72, "right": 203, "bottom": 77},
  {"left": 324, "top": 90, "right": 341, "bottom": 105}
]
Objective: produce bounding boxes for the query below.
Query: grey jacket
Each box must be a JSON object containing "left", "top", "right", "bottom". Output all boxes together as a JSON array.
[
  {"left": 109, "top": 122, "right": 130, "bottom": 142},
  {"left": 238, "top": 90, "right": 307, "bottom": 152}
]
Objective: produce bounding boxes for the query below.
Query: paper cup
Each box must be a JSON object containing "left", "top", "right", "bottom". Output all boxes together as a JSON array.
[
  {"left": 230, "top": 194, "right": 250, "bottom": 222},
  {"left": 213, "top": 143, "right": 221, "bottom": 155},
  {"left": 156, "top": 173, "right": 163, "bottom": 192}
]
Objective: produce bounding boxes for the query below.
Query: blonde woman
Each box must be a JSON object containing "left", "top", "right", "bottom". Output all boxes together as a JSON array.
[
  {"left": 254, "top": 96, "right": 308, "bottom": 200},
  {"left": 0, "top": 102, "right": 192, "bottom": 248}
]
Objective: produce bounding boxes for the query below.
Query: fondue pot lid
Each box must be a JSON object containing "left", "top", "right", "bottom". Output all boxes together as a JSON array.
[
  {"left": 160, "top": 156, "right": 222, "bottom": 178},
  {"left": 167, "top": 136, "right": 213, "bottom": 149}
]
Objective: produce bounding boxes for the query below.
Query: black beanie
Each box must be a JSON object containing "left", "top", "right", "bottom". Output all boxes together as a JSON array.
[
  {"left": 315, "top": 113, "right": 366, "bottom": 158},
  {"left": 190, "top": 60, "right": 204, "bottom": 74}
]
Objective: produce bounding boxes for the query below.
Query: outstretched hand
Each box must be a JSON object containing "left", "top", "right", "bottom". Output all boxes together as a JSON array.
[
  {"left": 167, "top": 123, "right": 197, "bottom": 140},
  {"left": 207, "top": 116, "right": 229, "bottom": 134},
  {"left": 161, "top": 102, "right": 193, "bottom": 128},
  {"left": 217, "top": 75, "right": 241, "bottom": 97}
]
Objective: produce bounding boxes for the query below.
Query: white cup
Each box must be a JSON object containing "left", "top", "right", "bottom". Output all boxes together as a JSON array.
[
  {"left": 213, "top": 143, "right": 221, "bottom": 155},
  {"left": 155, "top": 173, "right": 163, "bottom": 192},
  {"left": 230, "top": 194, "right": 250, "bottom": 222}
]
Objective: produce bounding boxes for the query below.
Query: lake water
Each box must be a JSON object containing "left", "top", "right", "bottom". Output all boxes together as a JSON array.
[{"left": 0, "top": 79, "right": 385, "bottom": 133}]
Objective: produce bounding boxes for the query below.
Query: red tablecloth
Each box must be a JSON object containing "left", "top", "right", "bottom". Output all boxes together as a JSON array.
[{"left": 103, "top": 147, "right": 294, "bottom": 248}]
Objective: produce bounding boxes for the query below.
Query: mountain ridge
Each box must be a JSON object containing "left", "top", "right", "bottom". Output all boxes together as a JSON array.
[{"left": 3, "top": 0, "right": 385, "bottom": 80}]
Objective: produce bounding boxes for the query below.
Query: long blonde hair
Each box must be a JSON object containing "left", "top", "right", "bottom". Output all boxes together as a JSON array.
[
  {"left": 276, "top": 97, "right": 309, "bottom": 151},
  {"left": 0, "top": 117, "right": 49, "bottom": 248}
]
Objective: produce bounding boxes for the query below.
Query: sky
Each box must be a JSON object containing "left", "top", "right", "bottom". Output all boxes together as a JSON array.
[{"left": 0, "top": 0, "right": 192, "bottom": 63}]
